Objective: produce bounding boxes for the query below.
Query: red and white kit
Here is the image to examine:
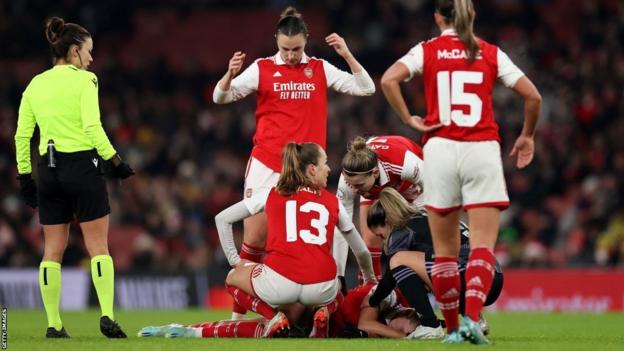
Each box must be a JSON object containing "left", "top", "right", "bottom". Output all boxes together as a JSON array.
[
  {"left": 242, "top": 187, "right": 356, "bottom": 306},
  {"left": 214, "top": 53, "right": 375, "bottom": 198},
  {"left": 336, "top": 135, "right": 425, "bottom": 215},
  {"left": 398, "top": 29, "right": 525, "bottom": 211}
]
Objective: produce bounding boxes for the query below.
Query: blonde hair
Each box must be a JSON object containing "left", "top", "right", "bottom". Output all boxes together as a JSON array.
[
  {"left": 367, "top": 188, "right": 419, "bottom": 229},
  {"left": 342, "top": 136, "right": 377, "bottom": 176},
  {"left": 436, "top": 0, "right": 479, "bottom": 63},
  {"left": 276, "top": 142, "right": 322, "bottom": 196}
]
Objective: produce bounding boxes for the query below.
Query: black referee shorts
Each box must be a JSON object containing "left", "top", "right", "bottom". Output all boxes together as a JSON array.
[{"left": 37, "top": 149, "right": 110, "bottom": 225}]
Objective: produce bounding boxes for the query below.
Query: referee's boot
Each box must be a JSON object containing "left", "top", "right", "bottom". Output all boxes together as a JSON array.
[
  {"left": 46, "top": 326, "right": 70, "bottom": 338},
  {"left": 100, "top": 316, "right": 127, "bottom": 338}
]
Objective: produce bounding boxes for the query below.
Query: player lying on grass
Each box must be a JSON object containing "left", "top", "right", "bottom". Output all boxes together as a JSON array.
[
  {"left": 365, "top": 188, "right": 504, "bottom": 338},
  {"left": 138, "top": 283, "right": 427, "bottom": 339},
  {"left": 212, "top": 142, "right": 375, "bottom": 337}
]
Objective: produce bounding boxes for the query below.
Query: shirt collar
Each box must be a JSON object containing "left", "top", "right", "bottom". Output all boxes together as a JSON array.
[
  {"left": 441, "top": 28, "right": 457, "bottom": 36},
  {"left": 274, "top": 52, "right": 310, "bottom": 65}
]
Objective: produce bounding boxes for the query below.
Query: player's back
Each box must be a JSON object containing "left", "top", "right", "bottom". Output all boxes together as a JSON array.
[
  {"left": 421, "top": 34, "right": 500, "bottom": 143},
  {"left": 263, "top": 187, "right": 339, "bottom": 284}
]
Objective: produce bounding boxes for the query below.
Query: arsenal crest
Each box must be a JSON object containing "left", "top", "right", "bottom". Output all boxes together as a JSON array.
[{"left": 304, "top": 67, "right": 313, "bottom": 78}]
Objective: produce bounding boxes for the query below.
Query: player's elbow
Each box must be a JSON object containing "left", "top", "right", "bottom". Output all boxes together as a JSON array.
[
  {"left": 214, "top": 211, "right": 227, "bottom": 227},
  {"left": 528, "top": 90, "right": 542, "bottom": 104},
  {"left": 380, "top": 72, "right": 398, "bottom": 91}
]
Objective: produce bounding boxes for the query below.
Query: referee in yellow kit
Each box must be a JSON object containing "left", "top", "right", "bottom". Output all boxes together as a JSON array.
[{"left": 14, "top": 17, "right": 133, "bottom": 338}]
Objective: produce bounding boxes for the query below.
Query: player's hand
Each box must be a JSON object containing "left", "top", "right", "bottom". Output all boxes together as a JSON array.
[
  {"left": 17, "top": 173, "right": 37, "bottom": 208},
  {"left": 227, "top": 51, "right": 246, "bottom": 77},
  {"left": 325, "top": 33, "right": 351, "bottom": 58},
  {"left": 510, "top": 134, "right": 535, "bottom": 168},
  {"left": 405, "top": 115, "right": 443, "bottom": 133}
]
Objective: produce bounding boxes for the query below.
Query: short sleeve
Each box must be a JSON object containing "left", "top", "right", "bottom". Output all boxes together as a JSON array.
[
  {"left": 497, "top": 48, "right": 524, "bottom": 88},
  {"left": 397, "top": 43, "right": 424, "bottom": 81},
  {"left": 243, "top": 188, "right": 270, "bottom": 215}
]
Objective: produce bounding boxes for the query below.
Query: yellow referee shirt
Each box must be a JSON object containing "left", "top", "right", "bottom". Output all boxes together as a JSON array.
[{"left": 15, "top": 64, "right": 116, "bottom": 174}]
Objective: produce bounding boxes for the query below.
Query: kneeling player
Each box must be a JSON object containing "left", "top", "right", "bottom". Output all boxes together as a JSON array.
[{"left": 366, "top": 188, "right": 503, "bottom": 338}]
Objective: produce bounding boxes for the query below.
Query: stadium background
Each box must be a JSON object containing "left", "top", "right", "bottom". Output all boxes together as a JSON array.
[{"left": 1, "top": 0, "right": 623, "bottom": 313}]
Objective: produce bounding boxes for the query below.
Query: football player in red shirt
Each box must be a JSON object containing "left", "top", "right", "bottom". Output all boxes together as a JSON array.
[
  {"left": 138, "top": 285, "right": 420, "bottom": 339},
  {"left": 334, "top": 135, "right": 423, "bottom": 283},
  {"left": 212, "top": 6, "right": 375, "bottom": 320},
  {"left": 380, "top": 0, "right": 541, "bottom": 344},
  {"left": 215, "top": 142, "right": 375, "bottom": 338}
]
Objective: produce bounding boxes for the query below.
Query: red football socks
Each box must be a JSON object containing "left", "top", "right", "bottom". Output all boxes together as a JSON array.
[
  {"left": 464, "top": 247, "right": 495, "bottom": 321},
  {"left": 431, "top": 256, "right": 461, "bottom": 332},
  {"left": 227, "top": 285, "right": 275, "bottom": 320}
]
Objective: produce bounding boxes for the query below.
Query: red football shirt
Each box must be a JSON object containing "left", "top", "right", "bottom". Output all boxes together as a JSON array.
[
  {"left": 359, "top": 136, "right": 424, "bottom": 206},
  {"left": 252, "top": 58, "right": 328, "bottom": 172},
  {"left": 263, "top": 187, "right": 339, "bottom": 284},
  {"left": 421, "top": 35, "right": 500, "bottom": 143}
]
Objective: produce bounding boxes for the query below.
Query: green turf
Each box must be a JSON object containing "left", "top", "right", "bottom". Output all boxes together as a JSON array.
[{"left": 4, "top": 309, "right": 624, "bottom": 350}]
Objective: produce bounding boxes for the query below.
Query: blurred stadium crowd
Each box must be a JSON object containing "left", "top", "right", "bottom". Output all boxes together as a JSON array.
[{"left": 1, "top": 0, "right": 623, "bottom": 271}]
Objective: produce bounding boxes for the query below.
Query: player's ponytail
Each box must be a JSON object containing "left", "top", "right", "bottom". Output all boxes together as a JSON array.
[
  {"left": 435, "top": 0, "right": 479, "bottom": 63},
  {"left": 342, "top": 136, "right": 377, "bottom": 176},
  {"left": 368, "top": 188, "right": 419, "bottom": 230},
  {"left": 453, "top": 0, "right": 478, "bottom": 63},
  {"left": 45, "top": 16, "right": 91, "bottom": 63},
  {"left": 276, "top": 6, "right": 308, "bottom": 37},
  {"left": 276, "top": 142, "right": 322, "bottom": 196}
]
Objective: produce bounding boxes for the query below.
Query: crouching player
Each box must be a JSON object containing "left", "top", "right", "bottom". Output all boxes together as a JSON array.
[
  {"left": 366, "top": 188, "right": 503, "bottom": 338},
  {"left": 139, "top": 142, "right": 375, "bottom": 338}
]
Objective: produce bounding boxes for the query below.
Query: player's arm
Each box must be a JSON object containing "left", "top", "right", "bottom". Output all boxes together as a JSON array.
[
  {"left": 15, "top": 89, "right": 36, "bottom": 175},
  {"left": 323, "top": 33, "right": 374, "bottom": 96},
  {"left": 509, "top": 76, "right": 541, "bottom": 168},
  {"left": 215, "top": 190, "right": 268, "bottom": 267},
  {"left": 381, "top": 44, "right": 442, "bottom": 133},
  {"left": 213, "top": 54, "right": 259, "bottom": 104},
  {"left": 497, "top": 48, "right": 542, "bottom": 168},
  {"left": 323, "top": 60, "right": 375, "bottom": 96},
  {"left": 358, "top": 202, "right": 376, "bottom": 243},
  {"left": 338, "top": 202, "right": 376, "bottom": 284},
  {"left": 357, "top": 296, "right": 406, "bottom": 338}
]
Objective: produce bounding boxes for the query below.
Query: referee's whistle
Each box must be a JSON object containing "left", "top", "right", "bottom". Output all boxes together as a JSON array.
[{"left": 47, "top": 139, "right": 56, "bottom": 168}]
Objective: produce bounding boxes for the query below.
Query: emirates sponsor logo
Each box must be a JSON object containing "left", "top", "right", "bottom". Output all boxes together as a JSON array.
[{"left": 273, "top": 81, "right": 316, "bottom": 100}]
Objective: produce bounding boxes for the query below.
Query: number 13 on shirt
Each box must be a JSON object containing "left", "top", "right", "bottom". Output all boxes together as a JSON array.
[
  {"left": 437, "top": 70, "right": 483, "bottom": 127},
  {"left": 285, "top": 201, "right": 329, "bottom": 245}
]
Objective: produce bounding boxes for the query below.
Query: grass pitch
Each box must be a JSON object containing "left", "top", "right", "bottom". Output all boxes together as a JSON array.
[{"left": 4, "top": 309, "right": 624, "bottom": 351}]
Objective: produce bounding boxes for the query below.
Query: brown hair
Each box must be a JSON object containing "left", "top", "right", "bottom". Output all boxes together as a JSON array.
[
  {"left": 45, "top": 16, "right": 91, "bottom": 63},
  {"left": 367, "top": 188, "right": 419, "bottom": 229},
  {"left": 436, "top": 0, "right": 479, "bottom": 63},
  {"left": 342, "top": 136, "right": 377, "bottom": 176},
  {"left": 276, "top": 142, "right": 322, "bottom": 196},
  {"left": 276, "top": 6, "right": 308, "bottom": 37}
]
